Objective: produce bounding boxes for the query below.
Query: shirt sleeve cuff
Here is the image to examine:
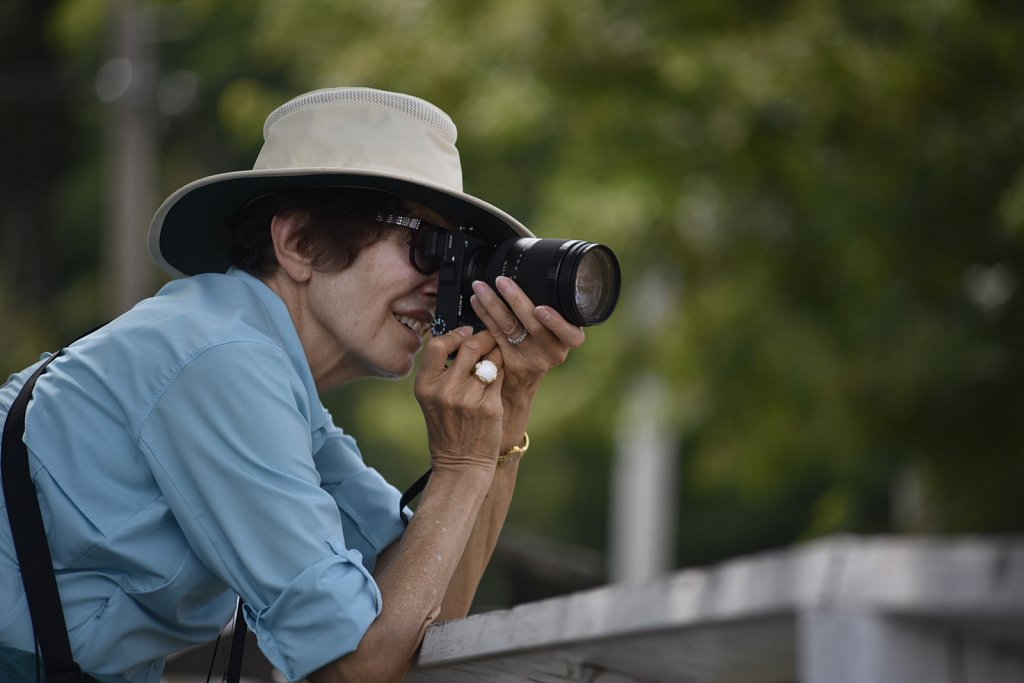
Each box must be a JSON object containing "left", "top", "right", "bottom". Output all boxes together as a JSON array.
[{"left": 243, "top": 538, "right": 382, "bottom": 681}]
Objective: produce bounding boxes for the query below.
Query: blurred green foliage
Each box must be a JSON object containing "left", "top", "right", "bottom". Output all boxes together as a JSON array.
[{"left": 3, "top": 0, "right": 1024, "bottom": 604}]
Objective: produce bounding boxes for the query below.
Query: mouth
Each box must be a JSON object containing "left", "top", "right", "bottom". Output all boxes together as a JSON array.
[{"left": 395, "top": 314, "right": 431, "bottom": 338}]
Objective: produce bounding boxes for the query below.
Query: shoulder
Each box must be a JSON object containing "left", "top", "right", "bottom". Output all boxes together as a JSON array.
[
  {"left": 141, "top": 273, "right": 283, "bottom": 347},
  {"left": 99, "top": 273, "right": 288, "bottom": 371},
  {"left": 50, "top": 274, "right": 300, "bottom": 433}
]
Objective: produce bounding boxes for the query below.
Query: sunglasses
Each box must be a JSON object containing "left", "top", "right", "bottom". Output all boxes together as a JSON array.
[{"left": 376, "top": 213, "right": 449, "bottom": 275}]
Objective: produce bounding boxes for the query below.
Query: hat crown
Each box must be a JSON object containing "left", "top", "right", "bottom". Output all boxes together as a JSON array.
[{"left": 255, "top": 87, "right": 464, "bottom": 192}]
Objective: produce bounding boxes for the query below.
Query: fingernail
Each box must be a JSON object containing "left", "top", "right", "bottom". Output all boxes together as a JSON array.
[
  {"left": 472, "top": 280, "right": 487, "bottom": 295},
  {"left": 535, "top": 306, "right": 552, "bottom": 321},
  {"left": 456, "top": 326, "right": 474, "bottom": 337},
  {"left": 496, "top": 276, "right": 514, "bottom": 293}
]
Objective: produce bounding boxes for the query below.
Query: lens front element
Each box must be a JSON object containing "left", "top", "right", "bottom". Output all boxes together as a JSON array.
[{"left": 573, "top": 247, "right": 618, "bottom": 324}]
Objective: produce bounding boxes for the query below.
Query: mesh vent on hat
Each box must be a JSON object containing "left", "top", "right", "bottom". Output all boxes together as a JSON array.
[{"left": 263, "top": 87, "right": 458, "bottom": 144}]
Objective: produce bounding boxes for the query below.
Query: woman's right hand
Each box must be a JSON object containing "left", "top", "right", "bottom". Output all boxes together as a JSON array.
[{"left": 414, "top": 326, "right": 505, "bottom": 475}]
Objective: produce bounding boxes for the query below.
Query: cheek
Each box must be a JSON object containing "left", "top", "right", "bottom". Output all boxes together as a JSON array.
[{"left": 366, "top": 255, "right": 421, "bottom": 297}]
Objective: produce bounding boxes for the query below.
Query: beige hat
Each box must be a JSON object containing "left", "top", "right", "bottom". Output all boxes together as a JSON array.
[{"left": 148, "top": 87, "right": 533, "bottom": 277}]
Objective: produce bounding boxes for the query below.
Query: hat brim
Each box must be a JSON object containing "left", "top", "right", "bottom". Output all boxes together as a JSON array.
[{"left": 149, "top": 168, "right": 534, "bottom": 277}]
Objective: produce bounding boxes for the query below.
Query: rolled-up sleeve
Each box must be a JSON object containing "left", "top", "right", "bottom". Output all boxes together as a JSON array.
[
  {"left": 137, "top": 341, "right": 385, "bottom": 679},
  {"left": 244, "top": 537, "right": 381, "bottom": 679}
]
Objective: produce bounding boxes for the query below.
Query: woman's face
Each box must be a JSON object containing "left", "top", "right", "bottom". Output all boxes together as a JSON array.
[{"left": 300, "top": 206, "right": 443, "bottom": 387}]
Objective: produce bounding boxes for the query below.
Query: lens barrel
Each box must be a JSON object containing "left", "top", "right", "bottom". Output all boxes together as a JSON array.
[{"left": 487, "top": 238, "right": 621, "bottom": 327}]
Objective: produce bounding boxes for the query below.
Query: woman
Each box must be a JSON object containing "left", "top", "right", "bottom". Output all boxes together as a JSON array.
[{"left": 0, "top": 88, "right": 584, "bottom": 682}]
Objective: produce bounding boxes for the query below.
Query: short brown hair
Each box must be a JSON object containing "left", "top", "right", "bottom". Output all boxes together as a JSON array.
[{"left": 229, "top": 188, "right": 413, "bottom": 278}]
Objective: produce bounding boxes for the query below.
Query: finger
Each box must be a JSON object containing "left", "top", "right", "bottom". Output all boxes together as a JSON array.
[
  {"left": 471, "top": 280, "right": 553, "bottom": 355},
  {"left": 420, "top": 326, "right": 474, "bottom": 379},
  {"left": 478, "top": 277, "right": 585, "bottom": 349},
  {"left": 470, "top": 288, "right": 518, "bottom": 345},
  {"left": 535, "top": 305, "right": 586, "bottom": 348},
  {"left": 447, "top": 329, "right": 499, "bottom": 377},
  {"left": 492, "top": 277, "right": 538, "bottom": 332},
  {"left": 492, "top": 277, "right": 564, "bottom": 345},
  {"left": 471, "top": 280, "right": 526, "bottom": 339}
]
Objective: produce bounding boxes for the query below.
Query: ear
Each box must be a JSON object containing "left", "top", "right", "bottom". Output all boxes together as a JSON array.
[{"left": 270, "top": 211, "right": 313, "bottom": 283}]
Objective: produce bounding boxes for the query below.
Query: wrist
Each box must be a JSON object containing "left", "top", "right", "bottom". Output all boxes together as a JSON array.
[
  {"left": 502, "top": 377, "right": 541, "bottom": 406},
  {"left": 500, "top": 399, "right": 533, "bottom": 452},
  {"left": 426, "top": 464, "right": 494, "bottom": 496}
]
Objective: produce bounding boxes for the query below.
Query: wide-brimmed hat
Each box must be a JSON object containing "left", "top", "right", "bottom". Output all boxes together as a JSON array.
[{"left": 148, "top": 87, "right": 533, "bottom": 277}]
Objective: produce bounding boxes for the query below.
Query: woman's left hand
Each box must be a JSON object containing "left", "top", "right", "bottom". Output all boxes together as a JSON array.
[{"left": 470, "top": 276, "right": 586, "bottom": 403}]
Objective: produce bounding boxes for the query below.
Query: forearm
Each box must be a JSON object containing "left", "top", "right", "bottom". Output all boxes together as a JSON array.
[
  {"left": 308, "top": 468, "right": 492, "bottom": 683},
  {"left": 438, "top": 459, "right": 519, "bottom": 619},
  {"left": 438, "top": 393, "right": 532, "bottom": 619}
]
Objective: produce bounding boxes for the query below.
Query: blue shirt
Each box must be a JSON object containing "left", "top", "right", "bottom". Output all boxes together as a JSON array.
[{"left": 0, "top": 269, "right": 408, "bottom": 682}]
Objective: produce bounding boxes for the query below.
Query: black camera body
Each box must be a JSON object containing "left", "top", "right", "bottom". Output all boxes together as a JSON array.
[{"left": 424, "top": 224, "right": 621, "bottom": 335}]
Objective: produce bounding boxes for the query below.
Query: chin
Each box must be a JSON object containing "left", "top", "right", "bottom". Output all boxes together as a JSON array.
[{"left": 372, "top": 357, "right": 416, "bottom": 380}]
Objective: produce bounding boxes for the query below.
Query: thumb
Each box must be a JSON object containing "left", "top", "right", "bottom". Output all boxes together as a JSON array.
[{"left": 418, "top": 326, "right": 474, "bottom": 379}]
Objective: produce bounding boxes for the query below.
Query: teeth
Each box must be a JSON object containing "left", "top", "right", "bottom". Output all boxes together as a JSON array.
[{"left": 396, "top": 315, "right": 429, "bottom": 337}]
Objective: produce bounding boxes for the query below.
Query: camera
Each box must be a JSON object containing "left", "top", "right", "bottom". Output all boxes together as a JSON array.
[{"left": 423, "top": 225, "right": 621, "bottom": 335}]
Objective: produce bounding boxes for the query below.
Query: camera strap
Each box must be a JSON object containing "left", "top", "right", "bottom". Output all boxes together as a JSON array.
[
  {"left": 399, "top": 468, "right": 432, "bottom": 525},
  {"left": 1, "top": 352, "right": 96, "bottom": 683},
  {"left": 2, "top": 350, "right": 247, "bottom": 683}
]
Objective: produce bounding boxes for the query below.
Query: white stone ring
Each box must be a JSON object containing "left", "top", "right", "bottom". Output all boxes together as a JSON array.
[
  {"left": 473, "top": 359, "right": 499, "bottom": 385},
  {"left": 507, "top": 328, "right": 529, "bottom": 345}
]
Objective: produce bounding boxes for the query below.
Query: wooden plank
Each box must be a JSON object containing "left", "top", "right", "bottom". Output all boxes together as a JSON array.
[
  {"left": 408, "top": 536, "right": 1024, "bottom": 683},
  {"left": 411, "top": 616, "right": 794, "bottom": 683},
  {"left": 829, "top": 536, "right": 1024, "bottom": 617}
]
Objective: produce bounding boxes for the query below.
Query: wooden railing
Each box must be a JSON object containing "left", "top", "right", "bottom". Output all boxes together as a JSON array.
[{"left": 408, "top": 535, "right": 1024, "bottom": 683}]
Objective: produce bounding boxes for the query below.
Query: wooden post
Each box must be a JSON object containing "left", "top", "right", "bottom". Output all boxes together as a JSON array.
[
  {"left": 610, "top": 373, "right": 677, "bottom": 584},
  {"left": 101, "top": 0, "right": 158, "bottom": 316}
]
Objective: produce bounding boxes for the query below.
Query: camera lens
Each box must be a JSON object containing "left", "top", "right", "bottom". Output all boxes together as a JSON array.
[
  {"left": 488, "top": 238, "right": 621, "bottom": 327},
  {"left": 573, "top": 247, "right": 618, "bottom": 324}
]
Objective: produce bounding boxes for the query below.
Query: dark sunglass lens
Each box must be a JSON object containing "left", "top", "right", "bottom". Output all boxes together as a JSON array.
[{"left": 411, "top": 228, "right": 442, "bottom": 274}]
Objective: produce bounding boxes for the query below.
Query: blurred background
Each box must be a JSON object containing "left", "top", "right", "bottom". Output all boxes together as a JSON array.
[{"left": 3, "top": 0, "right": 1024, "bottom": 677}]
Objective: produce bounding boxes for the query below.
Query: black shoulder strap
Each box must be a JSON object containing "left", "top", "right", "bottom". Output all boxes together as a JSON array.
[
  {"left": 399, "top": 468, "right": 432, "bottom": 525},
  {"left": 1, "top": 352, "right": 97, "bottom": 683}
]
